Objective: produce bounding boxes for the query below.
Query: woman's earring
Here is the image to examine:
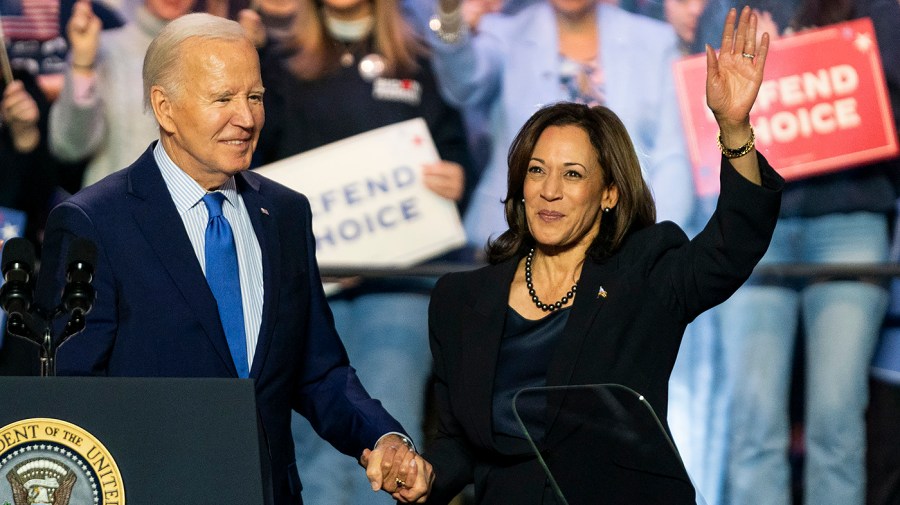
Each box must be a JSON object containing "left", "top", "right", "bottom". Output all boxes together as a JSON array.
[
  {"left": 522, "top": 198, "right": 525, "bottom": 203},
  {"left": 603, "top": 207, "right": 611, "bottom": 213}
]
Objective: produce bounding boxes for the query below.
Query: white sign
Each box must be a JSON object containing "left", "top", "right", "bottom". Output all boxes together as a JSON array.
[{"left": 254, "top": 118, "right": 467, "bottom": 268}]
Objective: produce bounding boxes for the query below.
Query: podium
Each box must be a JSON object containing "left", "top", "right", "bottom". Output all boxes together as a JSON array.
[
  {"left": 513, "top": 384, "right": 705, "bottom": 505},
  {"left": 0, "top": 377, "right": 272, "bottom": 504}
]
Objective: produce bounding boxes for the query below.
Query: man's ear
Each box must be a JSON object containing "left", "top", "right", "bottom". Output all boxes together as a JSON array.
[{"left": 151, "top": 85, "right": 177, "bottom": 135}]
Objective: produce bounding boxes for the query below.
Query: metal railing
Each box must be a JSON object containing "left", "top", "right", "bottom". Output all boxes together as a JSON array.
[{"left": 319, "top": 261, "right": 900, "bottom": 281}]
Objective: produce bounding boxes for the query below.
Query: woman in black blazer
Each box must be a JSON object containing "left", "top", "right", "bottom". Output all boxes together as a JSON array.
[{"left": 422, "top": 7, "right": 782, "bottom": 505}]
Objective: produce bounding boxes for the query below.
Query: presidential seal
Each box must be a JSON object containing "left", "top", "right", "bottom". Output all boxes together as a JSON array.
[{"left": 0, "top": 419, "right": 124, "bottom": 505}]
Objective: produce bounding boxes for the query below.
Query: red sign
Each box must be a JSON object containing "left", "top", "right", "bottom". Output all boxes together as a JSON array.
[{"left": 674, "top": 18, "right": 898, "bottom": 196}]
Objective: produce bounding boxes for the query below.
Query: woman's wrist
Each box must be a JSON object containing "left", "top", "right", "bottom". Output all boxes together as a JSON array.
[
  {"left": 70, "top": 52, "right": 97, "bottom": 73},
  {"left": 717, "top": 125, "right": 755, "bottom": 159}
]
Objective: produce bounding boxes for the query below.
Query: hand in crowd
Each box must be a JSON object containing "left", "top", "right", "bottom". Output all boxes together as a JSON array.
[
  {"left": 237, "top": 8, "right": 267, "bottom": 48},
  {"left": 1, "top": 80, "right": 41, "bottom": 153},
  {"left": 67, "top": 0, "right": 102, "bottom": 74},
  {"left": 462, "top": 0, "right": 502, "bottom": 31},
  {"left": 422, "top": 160, "right": 465, "bottom": 202},
  {"left": 752, "top": 9, "right": 780, "bottom": 43},
  {"left": 360, "top": 434, "right": 435, "bottom": 503}
]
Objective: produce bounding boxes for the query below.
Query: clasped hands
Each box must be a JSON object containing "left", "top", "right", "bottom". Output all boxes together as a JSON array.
[{"left": 360, "top": 434, "right": 435, "bottom": 503}]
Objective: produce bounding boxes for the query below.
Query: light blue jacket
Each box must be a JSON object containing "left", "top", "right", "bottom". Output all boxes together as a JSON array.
[{"left": 427, "top": 1, "right": 696, "bottom": 247}]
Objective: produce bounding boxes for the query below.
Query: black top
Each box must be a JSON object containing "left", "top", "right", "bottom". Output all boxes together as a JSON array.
[{"left": 492, "top": 306, "right": 570, "bottom": 442}]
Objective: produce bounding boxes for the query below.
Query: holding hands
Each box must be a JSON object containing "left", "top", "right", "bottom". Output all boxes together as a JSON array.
[{"left": 360, "top": 434, "right": 435, "bottom": 503}]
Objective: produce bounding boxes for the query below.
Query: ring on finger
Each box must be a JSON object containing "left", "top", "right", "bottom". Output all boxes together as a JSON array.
[
  {"left": 395, "top": 477, "right": 406, "bottom": 488},
  {"left": 741, "top": 52, "right": 755, "bottom": 59}
]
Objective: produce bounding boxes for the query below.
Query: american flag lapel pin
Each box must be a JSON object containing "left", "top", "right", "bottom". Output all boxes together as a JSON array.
[
  {"left": 260, "top": 207, "right": 269, "bottom": 216},
  {"left": 597, "top": 286, "right": 608, "bottom": 299}
]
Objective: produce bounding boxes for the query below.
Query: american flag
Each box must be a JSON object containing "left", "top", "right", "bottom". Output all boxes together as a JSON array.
[{"left": 0, "top": 0, "right": 59, "bottom": 41}]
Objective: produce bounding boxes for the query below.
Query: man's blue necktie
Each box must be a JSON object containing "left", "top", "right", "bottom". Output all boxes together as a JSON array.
[{"left": 202, "top": 192, "right": 249, "bottom": 378}]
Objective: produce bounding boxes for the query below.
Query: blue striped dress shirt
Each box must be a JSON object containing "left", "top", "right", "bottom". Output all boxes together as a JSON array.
[{"left": 153, "top": 142, "right": 264, "bottom": 372}]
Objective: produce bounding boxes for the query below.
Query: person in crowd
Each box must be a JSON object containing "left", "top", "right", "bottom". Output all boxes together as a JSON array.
[
  {"left": 426, "top": 0, "right": 695, "bottom": 252},
  {"left": 48, "top": 0, "right": 195, "bottom": 188},
  {"left": 423, "top": 7, "right": 780, "bottom": 504},
  {"left": 0, "top": 71, "right": 55, "bottom": 376},
  {"left": 869, "top": 199, "right": 900, "bottom": 505},
  {"left": 865, "top": 7, "right": 900, "bottom": 505},
  {"left": 1, "top": 70, "right": 92, "bottom": 248},
  {"left": 253, "top": 0, "right": 474, "bottom": 502},
  {"left": 661, "top": 0, "right": 710, "bottom": 54},
  {"left": 718, "top": 1, "right": 900, "bottom": 505},
  {"left": 244, "top": 0, "right": 300, "bottom": 51},
  {"left": 2, "top": 76, "right": 43, "bottom": 225},
  {"left": 34, "top": 13, "right": 434, "bottom": 504},
  {"left": 1, "top": 0, "right": 123, "bottom": 101},
  {"left": 637, "top": 0, "right": 734, "bottom": 54}
]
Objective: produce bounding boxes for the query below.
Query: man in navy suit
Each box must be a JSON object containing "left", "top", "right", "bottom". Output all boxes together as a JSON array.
[{"left": 34, "top": 12, "right": 434, "bottom": 505}]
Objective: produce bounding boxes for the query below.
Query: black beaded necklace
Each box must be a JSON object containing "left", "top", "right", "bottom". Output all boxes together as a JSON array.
[{"left": 525, "top": 248, "right": 577, "bottom": 312}]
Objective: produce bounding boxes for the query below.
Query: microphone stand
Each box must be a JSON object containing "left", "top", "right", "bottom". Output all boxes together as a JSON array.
[
  {"left": 5, "top": 309, "right": 90, "bottom": 377},
  {"left": 2, "top": 236, "right": 95, "bottom": 377},
  {"left": 40, "top": 326, "right": 54, "bottom": 377},
  {"left": 4, "top": 309, "right": 56, "bottom": 376}
]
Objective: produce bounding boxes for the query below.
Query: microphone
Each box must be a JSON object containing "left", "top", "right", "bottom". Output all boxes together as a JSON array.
[
  {"left": 0, "top": 237, "right": 36, "bottom": 323},
  {"left": 61, "top": 237, "right": 97, "bottom": 317}
]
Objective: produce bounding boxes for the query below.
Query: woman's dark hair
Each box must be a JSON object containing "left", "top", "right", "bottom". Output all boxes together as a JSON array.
[{"left": 486, "top": 102, "right": 657, "bottom": 264}]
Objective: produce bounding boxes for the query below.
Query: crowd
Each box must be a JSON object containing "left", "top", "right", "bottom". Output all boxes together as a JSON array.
[{"left": 1, "top": 0, "right": 898, "bottom": 504}]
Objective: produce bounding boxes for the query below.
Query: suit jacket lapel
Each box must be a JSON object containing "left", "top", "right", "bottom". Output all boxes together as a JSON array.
[
  {"left": 237, "top": 173, "right": 281, "bottom": 380},
  {"left": 126, "top": 146, "right": 238, "bottom": 375},
  {"left": 544, "top": 256, "right": 620, "bottom": 438},
  {"left": 461, "top": 260, "right": 518, "bottom": 450}
]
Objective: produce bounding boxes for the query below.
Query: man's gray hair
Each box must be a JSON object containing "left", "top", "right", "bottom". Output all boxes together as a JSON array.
[{"left": 142, "top": 13, "right": 248, "bottom": 111}]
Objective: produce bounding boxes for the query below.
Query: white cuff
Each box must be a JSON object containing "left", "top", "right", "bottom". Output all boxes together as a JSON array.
[{"left": 374, "top": 432, "right": 416, "bottom": 452}]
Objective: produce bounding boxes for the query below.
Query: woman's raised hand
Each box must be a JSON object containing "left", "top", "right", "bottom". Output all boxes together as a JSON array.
[{"left": 705, "top": 6, "right": 769, "bottom": 132}]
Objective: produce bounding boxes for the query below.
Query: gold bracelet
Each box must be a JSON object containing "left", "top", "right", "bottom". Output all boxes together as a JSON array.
[
  {"left": 72, "top": 62, "right": 95, "bottom": 71},
  {"left": 717, "top": 126, "right": 755, "bottom": 159}
]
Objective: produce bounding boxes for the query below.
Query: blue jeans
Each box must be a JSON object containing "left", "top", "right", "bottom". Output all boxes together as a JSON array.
[
  {"left": 292, "top": 290, "right": 432, "bottom": 505},
  {"left": 667, "top": 196, "right": 726, "bottom": 505},
  {"left": 669, "top": 309, "right": 728, "bottom": 505},
  {"left": 719, "top": 212, "right": 889, "bottom": 505}
]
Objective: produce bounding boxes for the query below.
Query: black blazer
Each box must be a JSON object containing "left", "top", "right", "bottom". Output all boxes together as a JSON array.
[{"left": 425, "top": 155, "right": 783, "bottom": 505}]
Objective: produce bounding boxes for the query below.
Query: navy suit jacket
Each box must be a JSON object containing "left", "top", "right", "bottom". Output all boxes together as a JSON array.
[{"left": 35, "top": 144, "right": 405, "bottom": 504}]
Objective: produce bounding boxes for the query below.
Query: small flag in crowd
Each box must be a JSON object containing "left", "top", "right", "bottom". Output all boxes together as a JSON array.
[
  {"left": 0, "top": 206, "right": 27, "bottom": 350},
  {"left": 0, "top": 0, "right": 60, "bottom": 41}
]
